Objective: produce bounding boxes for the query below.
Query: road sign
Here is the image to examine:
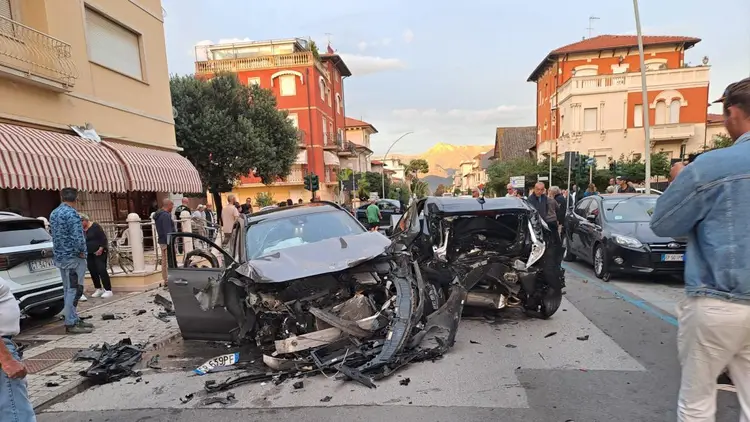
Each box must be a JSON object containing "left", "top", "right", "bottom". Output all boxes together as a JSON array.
[
  {"left": 538, "top": 175, "right": 549, "bottom": 182},
  {"left": 510, "top": 176, "right": 525, "bottom": 189}
]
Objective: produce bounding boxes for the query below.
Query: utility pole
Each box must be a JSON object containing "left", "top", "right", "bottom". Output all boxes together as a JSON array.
[
  {"left": 587, "top": 16, "right": 600, "bottom": 38},
  {"left": 633, "top": 0, "right": 652, "bottom": 194},
  {"left": 305, "top": 68, "right": 316, "bottom": 201},
  {"left": 381, "top": 132, "right": 414, "bottom": 199}
]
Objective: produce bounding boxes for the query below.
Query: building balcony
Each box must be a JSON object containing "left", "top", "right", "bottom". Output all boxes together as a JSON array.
[
  {"left": 557, "top": 67, "right": 710, "bottom": 103},
  {"left": 324, "top": 166, "right": 337, "bottom": 184},
  {"left": 650, "top": 123, "right": 695, "bottom": 141},
  {"left": 296, "top": 130, "right": 308, "bottom": 148},
  {"left": 237, "top": 165, "right": 306, "bottom": 186},
  {"left": 322, "top": 132, "right": 337, "bottom": 149},
  {"left": 0, "top": 15, "right": 78, "bottom": 92},
  {"left": 194, "top": 51, "right": 330, "bottom": 80}
]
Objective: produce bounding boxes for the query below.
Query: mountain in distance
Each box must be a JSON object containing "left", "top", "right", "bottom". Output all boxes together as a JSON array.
[{"left": 391, "top": 142, "right": 494, "bottom": 178}]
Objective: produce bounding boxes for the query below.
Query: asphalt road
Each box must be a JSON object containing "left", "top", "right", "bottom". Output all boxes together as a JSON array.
[{"left": 37, "top": 262, "right": 742, "bottom": 422}]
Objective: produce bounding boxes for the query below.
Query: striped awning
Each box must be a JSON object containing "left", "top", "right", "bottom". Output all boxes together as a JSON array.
[
  {"left": 0, "top": 123, "right": 129, "bottom": 192},
  {"left": 294, "top": 150, "right": 307, "bottom": 165},
  {"left": 104, "top": 141, "right": 203, "bottom": 194},
  {"left": 323, "top": 151, "right": 340, "bottom": 166}
]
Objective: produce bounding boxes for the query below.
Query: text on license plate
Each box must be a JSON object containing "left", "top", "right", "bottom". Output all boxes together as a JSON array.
[
  {"left": 29, "top": 258, "right": 55, "bottom": 272},
  {"left": 661, "top": 254, "right": 684, "bottom": 262},
  {"left": 194, "top": 352, "right": 239, "bottom": 375}
]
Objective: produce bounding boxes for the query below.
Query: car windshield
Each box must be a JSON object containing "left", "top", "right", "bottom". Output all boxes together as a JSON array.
[
  {"left": 0, "top": 220, "right": 52, "bottom": 248},
  {"left": 603, "top": 197, "right": 658, "bottom": 222},
  {"left": 245, "top": 210, "right": 365, "bottom": 260}
]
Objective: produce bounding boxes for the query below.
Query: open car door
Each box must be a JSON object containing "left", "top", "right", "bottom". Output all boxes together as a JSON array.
[{"left": 166, "top": 221, "right": 244, "bottom": 341}]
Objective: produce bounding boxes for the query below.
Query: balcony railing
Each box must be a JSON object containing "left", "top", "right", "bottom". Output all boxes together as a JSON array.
[
  {"left": 322, "top": 132, "right": 336, "bottom": 148},
  {"left": 557, "top": 67, "right": 710, "bottom": 103},
  {"left": 195, "top": 51, "right": 330, "bottom": 80},
  {"left": 0, "top": 16, "right": 78, "bottom": 91},
  {"left": 238, "top": 165, "right": 305, "bottom": 186},
  {"left": 651, "top": 123, "right": 695, "bottom": 141}
]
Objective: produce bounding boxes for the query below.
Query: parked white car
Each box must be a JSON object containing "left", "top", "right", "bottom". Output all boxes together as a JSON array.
[
  {"left": 0, "top": 212, "right": 65, "bottom": 319},
  {"left": 635, "top": 187, "right": 663, "bottom": 195}
]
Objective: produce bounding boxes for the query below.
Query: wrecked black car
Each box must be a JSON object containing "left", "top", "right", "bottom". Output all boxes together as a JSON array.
[
  {"left": 165, "top": 201, "right": 465, "bottom": 384},
  {"left": 391, "top": 196, "right": 563, "bottom": 319}
]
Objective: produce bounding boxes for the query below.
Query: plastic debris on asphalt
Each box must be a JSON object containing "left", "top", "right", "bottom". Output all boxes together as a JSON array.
[{"left": 73, "top": 338, "right": 144, "bottom": 384}]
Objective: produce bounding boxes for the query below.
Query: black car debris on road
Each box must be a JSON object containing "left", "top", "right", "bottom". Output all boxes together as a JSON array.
[
  {"left": 163, "top": 198, "right": 562, "bottom": 388},
  {"left": 563, "top": 193, "right": 686, "bottom": 281}
]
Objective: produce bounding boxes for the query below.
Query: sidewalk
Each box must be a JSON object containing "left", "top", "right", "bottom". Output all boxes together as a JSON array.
[{"left": 15, "top": 288, "right": 181, "bottom": 409}]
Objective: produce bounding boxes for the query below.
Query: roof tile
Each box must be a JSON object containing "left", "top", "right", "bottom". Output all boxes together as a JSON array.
[
  {"left": 345, "top": 117, "right": 378, "bottom": 133},
  {"left": 494, "top": 126, "right": 537, "bottom": 161},
  {"left": 552, "top": 35, "right": 700, "bottom": 55}
]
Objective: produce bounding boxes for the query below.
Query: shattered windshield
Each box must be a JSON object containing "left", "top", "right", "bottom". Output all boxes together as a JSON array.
[
  {"left": 603, "top": 197, "right": 657, "bottom": 222},
  {"left": 245, "top": 210, "right": 365, "bottom": 260}
]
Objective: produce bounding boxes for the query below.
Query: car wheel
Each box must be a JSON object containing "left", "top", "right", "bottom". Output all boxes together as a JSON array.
[
  {"left": 562, "top": 236, "right": 576, "bottom": 262},
  {"left": 593, "top": 244, "right": 611, "bottom": 281},
  {"left": 26, "top": 300, "right": 65, "bottom": 320},
  {"left": 540, "top": 289, "right": 562, "bottom": 319}
]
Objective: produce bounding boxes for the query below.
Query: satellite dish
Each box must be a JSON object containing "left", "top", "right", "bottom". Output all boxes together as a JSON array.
[{"left": 172, "top": 107, "right": 178, "bottom": 119}]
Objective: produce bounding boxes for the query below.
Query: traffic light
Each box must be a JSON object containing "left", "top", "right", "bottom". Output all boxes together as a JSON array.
[
  {"left": 304, "top": 174, "right": 311, "bottom": 191},
  {"left": 311, "top": 174, "right": 320, "bottom": 191}
]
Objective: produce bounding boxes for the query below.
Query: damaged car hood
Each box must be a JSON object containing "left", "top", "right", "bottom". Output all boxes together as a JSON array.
[{"left": 236, "top": 232, "right": 393, "bottom": 283}]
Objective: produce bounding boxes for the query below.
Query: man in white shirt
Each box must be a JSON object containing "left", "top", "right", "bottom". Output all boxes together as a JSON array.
[
  {"left": 221, "top": 195, "right": 240, "bottom": 247},
  {"left": 0, "top": 278, "right": 36, "bottom": 421}
]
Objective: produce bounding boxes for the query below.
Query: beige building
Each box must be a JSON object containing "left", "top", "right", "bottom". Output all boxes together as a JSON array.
[
  {"left": 341, "top": 117, "right": 375, "bottom": 173},
  {"left": 705, "top": 113, "right": 728, "bottom": 147},
  {"left": 0, "top": 0, "right": 200, "bottom": 220}
]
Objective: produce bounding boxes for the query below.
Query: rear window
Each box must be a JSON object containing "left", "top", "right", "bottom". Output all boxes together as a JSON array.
[{"left": 0, "top": 220, "right": 52, "bottom": 248}]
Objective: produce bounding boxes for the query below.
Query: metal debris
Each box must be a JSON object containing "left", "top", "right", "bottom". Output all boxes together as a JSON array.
[
  {"left": 200, "top": 392, "right": 235, "bottom": 406},
  {"left": 179, "top": 393, "right": 194, "bottom": 404},
  {"left": 320, "top": 396, "right": 333, "bottom": 402},
  {"left": 45, "top": 382, "right": 59, "bottom": 387},
  {"left": 154, "top": 294, "right": 174, "bottom": 313},
  {"left": 544, "top": 332, "right": 558, "bottom": 338},
  {"left": 293, "top": 381, "right": 304, "bottom": 389},
  {"left": 101, "top": 313, "right": 116, "bottom": 320},
  {"left": 469, "top": 340, "right": 481, "bottom": 344},
  {"left": 576, "top": 335, "right": 590, "bottom": 341},
  {"left": 399, "top": 378, "right": 411, "bottom": 386},
  {"left": 505, "top": 344, "right": 517, "bottom": 348}
]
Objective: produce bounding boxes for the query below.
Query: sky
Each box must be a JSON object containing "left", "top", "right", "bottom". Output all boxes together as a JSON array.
[{"left": 161, "top": 0, "right": 750, "bottom": 156}]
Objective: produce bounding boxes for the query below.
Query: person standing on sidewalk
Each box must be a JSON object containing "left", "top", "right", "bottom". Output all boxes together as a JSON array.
[
  {"left": 49, "top": 188, "right": 92, "bottom": 334},
  {"left": 81, "top": 214, "right": 112, "bottom": 299},
  {"left": 0, "top": 277, "right": 35, "bottom": 422},
  {"left": 365, "top": 200, "right": 381, "bottom": 232},
  {"left": 153, "top": 199, "right": 175, "bottom": 283},
  {"left": 651, "top": 77, "right": 750, "bottom": 421},
  {"left": 221, "top": 195, "right": 240, "bottom": 247}
]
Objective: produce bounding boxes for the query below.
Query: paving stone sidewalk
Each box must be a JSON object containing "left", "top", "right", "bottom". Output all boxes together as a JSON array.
[{"left": 15, "top": 288, "right": 180, "bottom": 409}]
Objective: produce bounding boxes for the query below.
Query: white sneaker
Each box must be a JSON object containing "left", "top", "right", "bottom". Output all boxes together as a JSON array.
[
  {"left": 101, "top": 290, "right": 113, "bottom": 298},
  {"left": 91, "top": 289, "right": 104, "bottom": 298},
  {"left": 79, "top": 294, "right": 88, "bottom": 302}
]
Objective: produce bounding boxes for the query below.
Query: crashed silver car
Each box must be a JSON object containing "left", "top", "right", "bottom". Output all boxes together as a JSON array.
[
  {"left": 166, "top": 202, "right": 465, "bottom": 384},
  {"left": 391, "top": 196, "right": 563, "bottom": 319}
]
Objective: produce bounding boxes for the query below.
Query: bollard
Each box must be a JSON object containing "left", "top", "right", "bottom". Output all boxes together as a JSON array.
[
  {"left": 180, "top": 210, "right": 194, "bottom": 253},
  {"left": 126, "top": 213, "right": 146, "bottom": 273}
]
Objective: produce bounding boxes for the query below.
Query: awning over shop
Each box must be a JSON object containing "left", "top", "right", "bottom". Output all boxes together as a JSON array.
[
  {"left": 323, "top": 151, "right": 340, "bottom": 166},
  {"left": 104, "top": 141, "right": 203, "bottom": 194},
  {"left": 0, "top": 123, "right": 129, "bottom": 192},
  {"left": 295, "top": 150, "right": 307, "bottom": 165}
]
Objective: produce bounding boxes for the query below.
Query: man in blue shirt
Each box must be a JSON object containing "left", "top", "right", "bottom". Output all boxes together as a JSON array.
[
  {"left": 50, "top": 188, "right": 93, "bottom": 334},
  {"left": 651, "top": 78, "right": 750, "bottom": 421}
]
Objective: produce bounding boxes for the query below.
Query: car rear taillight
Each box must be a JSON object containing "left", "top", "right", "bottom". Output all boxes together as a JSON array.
[{"left": 0, "top": 254, "right": 11, "bottom": 271}]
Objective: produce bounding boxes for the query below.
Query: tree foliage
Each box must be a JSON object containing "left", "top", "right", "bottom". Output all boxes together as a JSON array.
[
  {"left": 406, "top": 159, "right": 429, "bottom": 180},
  {"left": 389, "top": 181, "right": 411, "bottom": 204},
  {"left": 453, "top": 187, "right": 462, "bottom": 196},
  {"left": 411, "top": 180, "right": 429, "bottom": 199},
  {"left": 255, "top": 192, "right": 275, "bottom": 207},
  {"left": 705, "top": 133, "right": 733, "bottom": 151},
  {"left": 434, "top": 184, "right": 446, "bottom": 196},
  {"left": 170, "top": 73, "right": 298, "bottom": 209}
]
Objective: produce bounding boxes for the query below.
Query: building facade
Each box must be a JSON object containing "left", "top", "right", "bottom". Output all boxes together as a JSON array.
[
  {"left": 0, "top": 0, "right": 201, "bottom": 220},
  {"left": 528, "top": 35, "right": 711, "bottom": 167},
  {"left": 493, "top": 126, "right": 537, "bottom": 161},
  {"left": 194, "top": 38, "right": 352, "bottom": 203},
  {"left": 341, "top": 117, "right": 376, "bottom": 173}
]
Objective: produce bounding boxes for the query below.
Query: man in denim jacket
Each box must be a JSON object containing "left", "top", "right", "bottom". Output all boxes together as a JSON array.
[{"left": 651, "top": 77, "right": 750, "bottom": 421}]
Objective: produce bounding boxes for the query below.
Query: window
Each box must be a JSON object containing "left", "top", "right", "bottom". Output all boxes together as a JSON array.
[
  {"left": 335, "top": 94, "right": 342, "bottom": 114},
  {"left": 583, "top": 108, "right": 598, "bottom": 131},
  {"left": 279, "top": 75, "right": 296, "bottom": 96},
  {"left": 85, "top": 8, "right": 143, "bottom": 79},
  {"left": 646, "top": 62, "right": 667, "bottom": 71},
  {"left": 679, "top": 144, "right": 687, "bottom": 159},
  {"left": 247, "top": 77, "right": 261, "bottom": 87},
  {"left": 543, "top": 120, "right": 548, "bottom": 131},
  {"left": 634, "top": 105, "right": 643, "bottom": 127},
  {"left": 669, "top": 100, "right": 680, "bottom": 124},
  {"left": 575, "top": 199, "right": 591, "bottom": 217},
  {"left": 288, "top": 113, "right": 298, "bottom": 128},
  {"left": 655, "top": 101, "right": 667, "bottom": 125},
  {"left": 586, "top": 200, "right": 600, "bottom": 220},
  {"left": 319, "top": 78, "right": 326, "bottom": 101},
  {"left": 326, "top": 88, "right": 331, "bottom": 106},
  {"left": 322, "top": 117, "right": 328, "bottom": 138}
]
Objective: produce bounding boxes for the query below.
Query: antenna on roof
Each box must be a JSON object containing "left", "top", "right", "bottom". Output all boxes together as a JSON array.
[{"left": 586, "top": 16, "right": 600, "bottom": 39}]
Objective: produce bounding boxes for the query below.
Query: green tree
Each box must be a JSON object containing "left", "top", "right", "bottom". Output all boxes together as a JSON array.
[
  {"left": 405, "top": 159, "right": 429, "bottom": 181},
  {"left": 362, "top": 172, "right": 390, "bottom": 199},
  {"left": 171, "top": 73, "right": 298, "bottom": 213},
  {"left": 434, "top": 184, "right": 446, "bottom": 196},
  {"left": 389, "top": 181, "right": 411, "bottom": 204},
  {"left": 486, "top": 157, "right": 542, "bottom": 194},
  {"left": 453, "top": 187, "right": 462, "bottom": 196},
  {"left": 612, "top": 152, "right": 671, "bottom": 183},
  {"left": 255, "top": 192, "right": 275, "bottom": 207},
  {"left": 412, "top": 180, "right": 429, "bottom": 198},
  {"left": 706, "top": 133, "right": 733, "bottom": 151}
]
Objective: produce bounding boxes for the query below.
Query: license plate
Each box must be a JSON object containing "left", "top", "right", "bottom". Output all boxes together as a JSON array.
[
  {"left": 28, "top": 258, "right": 54, "bottom": 273},
  {"left": 661, "top": 254, "right": 684, "bottom": 262},
  {"left": 194, "top": 352, "right": 239, "bottom": 375}
]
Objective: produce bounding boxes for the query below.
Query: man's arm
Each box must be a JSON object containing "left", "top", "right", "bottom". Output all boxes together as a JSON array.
[
  {"left": 0, "top": 341, "right": 26, "bottom": 379},
  {"left": 650, "top": 164, "right": 709, "bottom": 237}
]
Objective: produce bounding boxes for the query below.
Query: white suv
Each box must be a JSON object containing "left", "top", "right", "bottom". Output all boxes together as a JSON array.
[{"left": 0, "top": 212, "right": 64, "bottom": 319}]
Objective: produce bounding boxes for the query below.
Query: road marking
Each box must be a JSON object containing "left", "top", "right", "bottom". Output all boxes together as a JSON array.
[{"left": 564, "top": 264, "right": 678, "bottom": 327}]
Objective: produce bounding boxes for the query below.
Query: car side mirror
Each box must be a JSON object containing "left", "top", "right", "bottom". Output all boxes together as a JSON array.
[{"left": 586, "top": 214, "right": 597, "bottom": 223}]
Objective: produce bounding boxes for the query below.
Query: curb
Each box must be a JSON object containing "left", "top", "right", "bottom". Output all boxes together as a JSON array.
[{"left": 32, "top": 329, "right": 182, "bottom": 411}]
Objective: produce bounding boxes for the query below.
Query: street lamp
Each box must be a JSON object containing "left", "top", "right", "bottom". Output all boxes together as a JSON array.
[
  {"left": 633, "top": 0, "right": 652, "bottom": 194},
  {"left": 381, "top": 131, "right": 414, "bottom": 199}
]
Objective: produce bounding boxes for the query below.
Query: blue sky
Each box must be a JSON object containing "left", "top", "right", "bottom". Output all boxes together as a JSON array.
[{"left": 162, "top": 0, "right": 750, "bottom": 155}]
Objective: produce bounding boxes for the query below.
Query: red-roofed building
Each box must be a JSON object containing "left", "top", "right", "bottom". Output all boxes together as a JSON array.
[
  {"left": 342, "top": 117, "right": 378, "bottom": 172},
  {"left": 706, "top": 113, "right": 728, "bottom": 145},
  {"left": 528, "top": 35, "right": 711, "bottom": 164},
  {"left": 195, "top": 38, "right": 352, "bottom": 202}
]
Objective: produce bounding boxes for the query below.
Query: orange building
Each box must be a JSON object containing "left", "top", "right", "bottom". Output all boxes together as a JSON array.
[
  {"left": 527, "top": 35, "right": 711, "bottom": 165},
  {"left": 194, "top": 38, "right": 352, "bottom": 203}
]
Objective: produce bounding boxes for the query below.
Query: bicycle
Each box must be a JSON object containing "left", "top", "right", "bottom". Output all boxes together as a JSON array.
[{"left": 108, "top": 240, "right": 134, "bottom": 274}]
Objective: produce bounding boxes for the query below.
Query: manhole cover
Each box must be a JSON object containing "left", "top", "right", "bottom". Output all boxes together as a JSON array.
[{"left": 25, "top": 348, "right": 81, "bottom": 374}]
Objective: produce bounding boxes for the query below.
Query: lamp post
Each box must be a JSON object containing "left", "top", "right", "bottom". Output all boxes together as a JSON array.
[
  {"left": 633, "top": 0, "right": 652, "bottom": 194},
  {"left": 381, "top": 131, "right": 414, "bottom": 199}
]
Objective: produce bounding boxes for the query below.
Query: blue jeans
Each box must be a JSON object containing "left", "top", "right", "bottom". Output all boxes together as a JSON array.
[
  {"left": 0, "top": 338, "right": 36, "bottom": 422},
  {"left": 56, "top": 257, "right": 85, "bottom": 326}
]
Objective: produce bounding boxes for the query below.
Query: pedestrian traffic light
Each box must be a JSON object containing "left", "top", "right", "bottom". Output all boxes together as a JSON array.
[{"left": 311, "top": 174, "right": 320, "bottom": 191}]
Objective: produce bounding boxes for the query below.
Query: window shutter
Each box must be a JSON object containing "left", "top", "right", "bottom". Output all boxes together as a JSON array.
[
  {"left": 0, "top": 0, "right": 12, "bottom": 19},
  {"left": 655, "top": 102, "right": 666, "bottom": 125},
  {"left": 279, "top": 75, "right": 296, "bottom": 96},
  {"left": 669, "top": 100, "right": 680, "bottom": 124},
  {"left": 583, "top": 108, "right": 597, "bottom": 132},
  {"left": 85, "top": 9, "right": 142, "bottom": 79},
  {"left": 634, "top": 105, "right": 643, "bottom": 128}
]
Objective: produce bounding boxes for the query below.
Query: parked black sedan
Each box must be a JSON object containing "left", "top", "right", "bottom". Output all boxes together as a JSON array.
[
  {"left": 355, "top": 199, "right": 402, "bottom": 231},
  {"left": 562, "top": 194, "right": 686, "bottom": 280}
]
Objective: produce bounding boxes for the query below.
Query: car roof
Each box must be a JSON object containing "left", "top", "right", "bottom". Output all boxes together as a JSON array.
[
  {"left": 599, "top": 193, "right": 660, "bottom": 199},
  {"left": 246, "top": 201, "right": 346, "bottom": 223},
  {"left": 424, "top": 196, "right": 533, "bottom": 213},
  {"left": 0, "top": 212, "right": 41, "bottom": 223}
]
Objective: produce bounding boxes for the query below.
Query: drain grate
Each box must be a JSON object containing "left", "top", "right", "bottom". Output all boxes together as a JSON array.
[{"left": 24, "top": 348, "right": 81, "bottom": 374}]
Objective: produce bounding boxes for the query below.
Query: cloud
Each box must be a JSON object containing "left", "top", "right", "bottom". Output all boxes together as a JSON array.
[
  {"left": 217, "top": 37, "right": 252, "bottom": 44},
  {"left": 357, "top": 41, "right": 368, "bottom": 51},
  {"left": 339, "top": 54, "right": 407, "bottom": 75},
  {"left": 391, "top": 105, "right": 530, "bottom": 124},
  {"left": 357, "top": 38, "right": 394, "bottom": 52},
  {"left": 403, "top": 29, "right": 414, "bottom": 44}
]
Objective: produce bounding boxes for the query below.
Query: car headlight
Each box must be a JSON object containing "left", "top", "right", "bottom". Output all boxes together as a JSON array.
[{"left": 612, "top": 234, "right": 643, "bottom": 249}]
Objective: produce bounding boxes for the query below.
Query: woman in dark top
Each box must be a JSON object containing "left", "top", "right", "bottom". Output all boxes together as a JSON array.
[{"left": 80, "top": 214, "right": 113, "bottom": 298}]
